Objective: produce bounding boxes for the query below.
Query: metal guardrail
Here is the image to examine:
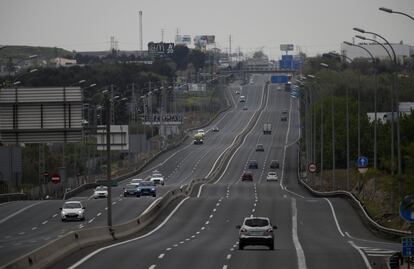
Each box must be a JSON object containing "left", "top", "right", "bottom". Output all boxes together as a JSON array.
[{"left": 299, "top": 179, "right": 410, "bottom": 239}]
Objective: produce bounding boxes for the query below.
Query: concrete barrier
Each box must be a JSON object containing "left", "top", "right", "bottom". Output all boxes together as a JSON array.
[
  {"left": 1, "top": 185, "right": 188, "bottom": 269},
  {"left": 0, "top": 193, "right": 28, "bottom": 203}
]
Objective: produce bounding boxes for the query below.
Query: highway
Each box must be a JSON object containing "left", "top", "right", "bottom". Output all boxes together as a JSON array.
[
  {"left": 0, "top": 75, "right": 266, "bottom": 265},
  {"left": 1, "top": 75, "right": 400, "bottom": 269}
]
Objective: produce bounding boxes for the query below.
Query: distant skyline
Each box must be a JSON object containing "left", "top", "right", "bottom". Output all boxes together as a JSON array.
[{"left": 0, "top": 0, "right": 413, "bottom": 60}]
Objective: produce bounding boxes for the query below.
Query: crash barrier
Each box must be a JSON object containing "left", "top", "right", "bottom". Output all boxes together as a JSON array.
[
  {"left": 1, "top": 84, "right": 236, "bottom": 268},
  {"left": 206, "top": 82, "right": 270, "bottom": 183},
  {"left": 298, "top": 179, "right": 410, "bottom": 240},
  {"left": 1, "top": 186, "right": 188, "bottom": 269},
  {"left": 63, "top": 135, "right": 189, "bottom": 200},
  {"left": 64, "top": 84, "right": 234, "bottom": 200},
  {"left": 0, "top": 193, "right": 28, "bottom": 203}
]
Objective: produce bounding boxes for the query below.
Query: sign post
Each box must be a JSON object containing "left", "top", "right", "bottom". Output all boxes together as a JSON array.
[{"left": 400, "top": 196, "right": 414, "bottom": 266}]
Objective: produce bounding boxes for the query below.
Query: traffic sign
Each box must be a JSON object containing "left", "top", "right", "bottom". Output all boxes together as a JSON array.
[
  {"left": 357, "top": 156, "right": 368, "bottom": 168},
  {"left": 51, "top": 173, "right": 61, "bottom": 184},
  {"left": 402, "top": 237, "right": 414, "bottom": 257},
  {"left": 400, "top": 196, "right": 414, "bottom": 223},
  {"left": 308, "top": 163, "right": 317, "bottom": 173}
]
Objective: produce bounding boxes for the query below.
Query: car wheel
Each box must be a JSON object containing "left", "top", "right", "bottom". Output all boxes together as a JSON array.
[
  {"left": 239, "top": 244, "right": 244, "bottom": 250},
  {"left": 152, "top": 194, "right": 156, "bottom": 197},
  {"left": 61, "top": 219, "right": 65, "bottom": 222},
  {"left": 81, "top": 217, "right": 85, "bottom": 221},
  {"left": 269, "top": 242, "right": 274, "bottom": 250}
]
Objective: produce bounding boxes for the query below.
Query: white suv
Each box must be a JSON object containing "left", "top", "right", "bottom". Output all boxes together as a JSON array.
[{"left": 150, "top": 176, "right": 165, "bottom": 186}]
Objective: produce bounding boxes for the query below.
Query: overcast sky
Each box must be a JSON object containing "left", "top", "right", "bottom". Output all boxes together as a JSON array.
[{"left": 0, "top": 0, "right": 413, "bottom": 59}]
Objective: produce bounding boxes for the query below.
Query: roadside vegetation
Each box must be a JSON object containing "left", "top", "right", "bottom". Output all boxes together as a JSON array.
[{"left": 301, "top": 54, "right": 414, "bottom": 230}]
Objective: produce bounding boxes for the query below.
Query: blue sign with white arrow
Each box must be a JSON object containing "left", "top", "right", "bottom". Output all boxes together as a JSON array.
[
  {"left": 357, "top": 156, "right": 368, "bottom": 168},
  {"left": 400, "top": 196, "right": 414, "bottom": 223}
]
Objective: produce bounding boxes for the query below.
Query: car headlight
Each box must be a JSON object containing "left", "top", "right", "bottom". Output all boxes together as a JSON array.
[
  {"left": 77, "top": 210, "right": 83, "bottom": 214},
  {"left": 61, "top": 211, "right": 66, "bottom": 216},
  {"left": 151, "top": 188, "right": 155, "bottom": 191}
]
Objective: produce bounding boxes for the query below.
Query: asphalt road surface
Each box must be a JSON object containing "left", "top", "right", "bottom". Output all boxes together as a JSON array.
[{"left": 0, "top": 75, "right": 400, "bottom": 269}]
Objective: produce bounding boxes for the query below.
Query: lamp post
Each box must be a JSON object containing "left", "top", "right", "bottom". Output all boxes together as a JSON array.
[
  {"left": 353, "top": 27, "right": 401, "bottom": 177},
  {"left": 320, "top": 63, "right": 336, "bottom": 190},
  {"left": 352, "top": 37, "right": 379, "bottom": 174},
  {"left": 342, "top": 42, "right": 378, "bottom": 189},
  {"left": 328, "top": 52, "right": 352, "bottom": 191},
  {"left": 379, "top": 7, "right": 414, "bottom": 21}
]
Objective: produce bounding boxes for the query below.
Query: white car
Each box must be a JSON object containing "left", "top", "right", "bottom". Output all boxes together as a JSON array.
[
  {"left": 93, "top": 185, "right": 108, "bottom": 198},
  {"left": 60, "top": 201, "right": 85, "bottom": 221},
  {"left": 130, "top": 178, "right": 143, "bottom": 184},
  {"left": 266, "top": 171, "right": 278, "bottom": 181},
  {"left": 150, "top": 176, "right": 165, "bottom": 186}
]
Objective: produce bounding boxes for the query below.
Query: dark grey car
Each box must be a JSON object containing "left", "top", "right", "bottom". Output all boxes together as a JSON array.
[{"left": 237, "top": 217, "right": 277, "bottom": 250}]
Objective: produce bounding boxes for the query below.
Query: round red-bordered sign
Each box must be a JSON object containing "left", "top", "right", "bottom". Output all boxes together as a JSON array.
[{"left": 308, "top": 163, "right": 317, "bottom": 173}]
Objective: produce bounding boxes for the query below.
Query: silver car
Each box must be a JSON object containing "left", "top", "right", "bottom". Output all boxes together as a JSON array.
[
  {"left": 60, "top": 201, "right": 85, "bottom": 221},
  {"left": 93, "top": 185, "right": 108, "bottom": 198},
  {"left": 237, "top": 217, "right": 277, "bottom": 250}
]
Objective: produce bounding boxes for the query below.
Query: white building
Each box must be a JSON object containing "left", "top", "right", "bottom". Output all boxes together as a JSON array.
[
  {"left": 50, "top": 57, "right": 77, "bottom": 67},
  {"left": 341, "top": 41, "right": 414, "bottom": 63}
]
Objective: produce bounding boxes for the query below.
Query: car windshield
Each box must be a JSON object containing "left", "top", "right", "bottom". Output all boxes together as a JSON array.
[
  {"left": 140, "top": 181, "right": 155, "bottom": 186},
  {"left": 63, "top": 203, "right": 81, "bottom": 209},
  {"left": 245, "top": 218, "right": 269, "bottom": 227},
  {"left": 96, "top": 186, "right": 107, "bottom": 191}
]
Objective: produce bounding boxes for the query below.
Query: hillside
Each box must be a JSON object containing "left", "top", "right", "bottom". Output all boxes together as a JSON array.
[{"left": 0, "top": 45, "right": 73, "bottom": 60}]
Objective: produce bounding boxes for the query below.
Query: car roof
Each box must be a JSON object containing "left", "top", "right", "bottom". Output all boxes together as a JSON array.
[{"left": 244, "top": 216, "right": 270, "bottom": 221}]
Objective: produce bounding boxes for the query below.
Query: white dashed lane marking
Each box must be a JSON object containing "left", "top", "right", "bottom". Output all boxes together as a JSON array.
[
  {"left": 18, "top": 232, "right": 25, "bottom": 235},
  {"left": 166, "top": 248, "right": 172, "bottom": 251},
  {"left": 226, "top": 254, "right": 231, "bottom": 259},
  {"left": 158, "top": 253, "right": 165, "bottom": 259},
  {"left": 42, "top": 220, "right": 48, "bottom": 225},
  {"left": 32, "top": 227, "right": 37, "bottom": 231},
  {"left": 97, "top": 212, "right": 102, "bottom": 217}
]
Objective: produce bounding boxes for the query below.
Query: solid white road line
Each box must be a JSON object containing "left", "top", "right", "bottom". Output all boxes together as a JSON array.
[
  {"left": 348, "top": 241, "right": 373, "bottom": 269},
  {"left": 212, "top": 83, "right": 267, "bottom": 184},
  {"left": 292, "top": 198, "right": 307, "bottom": 269},
  {"left": 68, "top": 197, "right": 189, "bottom": 269},
  {"left": 324, "top": 198, "right": 345, "bottom": 237},
  {"left": 197, "top": 184, "right": 206, "bottom": 198},
  {"left": 0, "top": 201, "right": 44, "bottom": 224}
]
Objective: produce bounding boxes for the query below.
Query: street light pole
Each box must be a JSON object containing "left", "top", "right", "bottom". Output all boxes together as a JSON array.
[
  {"left": 351, "top": 38, "right": 379, "bottom": 174},
  {"left": 320, "top": 63, "right": 336, "bottom": 190},
  {"left": 353, "top": 27, "right": 400, "bottom": 177}
]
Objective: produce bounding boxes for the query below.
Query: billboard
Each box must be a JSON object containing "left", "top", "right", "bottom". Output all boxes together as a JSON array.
[
  {"left": 194, "top": 35, "right": 215, "bottom": 48},
  {"left": 96, "top": 125, "right": 129, "bottom": 151},
  {"left": 188, "top": 83, "right": 206, "bottom": 92},
  {"left": 148, "top": 42, "right": 175, "bottom": 55},
  {"left": 143, "top": 113, "right": 183, "bottom": 125},
  {"left": 0, "top": 87, "right": 82, "bottom": 144},
  {"left": 175, "top": 35, "right": 191, "bottom": 45},
  {"left": 280, "top": 44, "right": 294, "bottom": 51}
]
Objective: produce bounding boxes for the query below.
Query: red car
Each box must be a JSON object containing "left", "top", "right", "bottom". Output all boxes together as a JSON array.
[{"left": 242, "top": 171, "right": 253, "bottom": 181}]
